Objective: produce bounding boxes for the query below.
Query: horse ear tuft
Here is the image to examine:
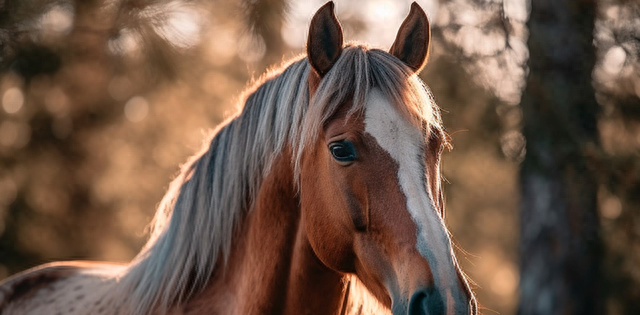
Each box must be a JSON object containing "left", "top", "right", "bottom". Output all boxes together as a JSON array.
[
  {"left": 389, "top": 2, "right": 430, "bottom": 73},
  {"left": 307, "top": 1, "right": 344, "bottom": 77}
]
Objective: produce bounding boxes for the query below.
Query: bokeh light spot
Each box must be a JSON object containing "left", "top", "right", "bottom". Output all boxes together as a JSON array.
[
  {"left": 108, "top": 28, "right": 140, "bottom": 56},
  {"left": 204, "top": 30, "right": 237, "bottom": 66},
  {"left": 366, "top": 0, "right": 401, "bottom": 21},
  {"left": 491, "top": 263, "right": 519, "bottom": 297},
  {"left": 603, "top": 46, "right": 626, "bottom": 75},
  {"left": 601, "top": 195, "right": 622, "bottom": 219},
  {"left": 146, "top": 2, "right": 203, "bottom": 49},
  {"left": 40, "top": 5, "right": 74, "bottom": 35},
  {"left": 2, "top": 88, "right": 24, "bottom": 114},
  {"left": 124, "top": 96, "right": 149, "bottom": 122}
]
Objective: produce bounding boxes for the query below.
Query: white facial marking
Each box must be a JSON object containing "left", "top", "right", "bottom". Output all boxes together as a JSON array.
[{"left": 364, "top": 88, "right": 465, "bottom": 311}]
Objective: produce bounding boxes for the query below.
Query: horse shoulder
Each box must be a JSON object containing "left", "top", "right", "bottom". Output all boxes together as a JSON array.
[{"left": 0, "top": 261, "right": 124, "bottom": 315}]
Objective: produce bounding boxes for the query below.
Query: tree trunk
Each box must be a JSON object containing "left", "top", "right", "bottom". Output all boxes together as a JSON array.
[{"left": 518, "top": 0, "right": 603, "bottom": 314}]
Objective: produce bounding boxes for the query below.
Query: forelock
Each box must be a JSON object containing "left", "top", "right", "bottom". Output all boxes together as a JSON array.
[{"left": 295, "top": 45, "right": 446, "bottom": 178}]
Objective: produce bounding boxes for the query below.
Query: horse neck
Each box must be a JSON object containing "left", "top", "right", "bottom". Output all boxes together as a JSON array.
[{"left": 184, "top": 148, "right": 346, "bottom": 315}]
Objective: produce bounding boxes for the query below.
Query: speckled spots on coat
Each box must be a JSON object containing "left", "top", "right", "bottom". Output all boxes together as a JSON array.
[{"left": 0, "top": 263, "right": 126, "bottom": 315}]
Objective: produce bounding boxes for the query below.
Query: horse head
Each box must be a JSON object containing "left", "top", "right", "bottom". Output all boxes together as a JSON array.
[{"left": 298, "top": 2, "right": 476, "bottom": 314}]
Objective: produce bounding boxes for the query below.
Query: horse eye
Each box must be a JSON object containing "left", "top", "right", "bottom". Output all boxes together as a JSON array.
[{"left": 329, "top": 141, "right": 357, "bottom": 163}]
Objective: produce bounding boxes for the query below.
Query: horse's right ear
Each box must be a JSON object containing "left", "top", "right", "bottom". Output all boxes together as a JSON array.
[{"left": 307, "top": 1, "right": 343, "bottom": 77}]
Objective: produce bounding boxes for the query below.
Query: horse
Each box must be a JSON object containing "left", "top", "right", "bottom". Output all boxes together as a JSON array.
[{"left": 0, "top": 2, "right": 476, "bottom": 314}]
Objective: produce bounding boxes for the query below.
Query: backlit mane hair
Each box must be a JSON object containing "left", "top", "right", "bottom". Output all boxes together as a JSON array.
[{"left": 116, "top": 44, "right": 448, "bottom": 315}]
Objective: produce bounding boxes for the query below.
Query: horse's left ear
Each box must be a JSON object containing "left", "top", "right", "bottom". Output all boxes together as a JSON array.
[
  {"left": 390, "top": 2, "right": 430, "bottom": 73},
  {"left": 307, "top": 1, "right": 344, "bottom": 77}
]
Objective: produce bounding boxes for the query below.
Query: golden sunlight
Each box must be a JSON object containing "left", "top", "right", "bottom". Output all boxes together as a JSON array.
[
  {"left": 124, "top": 96, "right": 150, "bottom": 123},
  {"left": 2, "top": 88, "right": 24, "bottom": 114}
]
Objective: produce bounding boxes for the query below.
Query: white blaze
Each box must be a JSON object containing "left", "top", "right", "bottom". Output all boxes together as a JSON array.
[{"left": 364, "top": 88, "right": 462, "bottom": 307}]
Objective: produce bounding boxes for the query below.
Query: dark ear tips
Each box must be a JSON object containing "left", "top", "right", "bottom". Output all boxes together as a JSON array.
[
  {"left": 307, "top": 1, "right": 344, "bottom": 77},
  {"left": 410, "top": 2, "right": 421, "bottom": 13},
  {"left": 390, "top": 2, "right": 431, "bottom": 73}
]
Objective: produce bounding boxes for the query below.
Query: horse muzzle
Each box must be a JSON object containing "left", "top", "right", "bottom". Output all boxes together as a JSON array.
[{"left": 406, "top": 287, "right": 475, "bottom": 315}]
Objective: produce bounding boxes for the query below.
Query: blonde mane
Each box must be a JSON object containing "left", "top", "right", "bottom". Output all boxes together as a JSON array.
[{"left": 115, "top": 44, "right": 447, "bottom": 315}]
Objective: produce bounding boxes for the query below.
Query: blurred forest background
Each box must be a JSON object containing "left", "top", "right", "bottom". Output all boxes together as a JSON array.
[{"left": 0, "top": 0, "right": 639, "bottom": 314}]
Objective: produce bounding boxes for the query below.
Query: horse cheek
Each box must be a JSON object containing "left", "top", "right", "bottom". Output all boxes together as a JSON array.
[
  {"left": 301, "top": 161, "right": 355, "bottom": 272},
  {"left": 305, "top": 199, "right": 355, "bottom": 272}
]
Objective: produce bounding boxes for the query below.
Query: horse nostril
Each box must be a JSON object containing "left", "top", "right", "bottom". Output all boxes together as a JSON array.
[{"left": 408, "top": 289, "right": 445, "bottom": 315}]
